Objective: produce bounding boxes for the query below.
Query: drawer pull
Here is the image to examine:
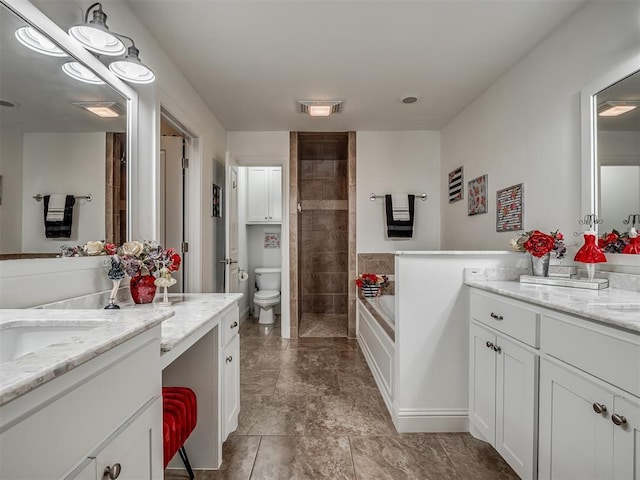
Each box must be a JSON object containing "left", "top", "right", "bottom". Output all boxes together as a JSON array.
[
  {"left": 230, "top": 321, "right": 238, "bottom": 329},
  {"left": 103, "top": 463, "right": 122, "bottom": 480},
  {"left": 490, "top": 312, "right": 504, "bottom": 321},
  {"left": 493, "top": 345, "right": 502, "bottom": 354},
  {"left": 612, "top": 414, "right": 627, "bottom": 426},
  {"left": 226, "top": 355, "right": 233, "bottom": 363},
  {"left": 592, "top": 402, "right": 607, "bottom": 415},
  {"left": 486, "top": 341, "right": 494, "bottom": 349}
]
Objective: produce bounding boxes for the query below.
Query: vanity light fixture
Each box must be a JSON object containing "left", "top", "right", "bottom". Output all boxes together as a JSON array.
[
  {"left": 72, "top": 101, "right": 125, "bottom": 118},
  {"left": 68, "top": 2, "right": 126, "bottom": 56},
  {"left": 598, "top": 101, "right": 640, "bottom": 117},
  {"left": 62, "top": 61, "right": 105, "bottom": 85},
  {"left": 15, "top": 26, "right": 67, "bottom": 57},
  {"left": 299, "top": 100, "right": 343, "bottom": 117},
  {"left": 108, "top": 37, "right": 155, "bottom": 84}
]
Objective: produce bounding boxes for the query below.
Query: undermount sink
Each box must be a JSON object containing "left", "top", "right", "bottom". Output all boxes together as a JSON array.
[{"left": 0, "top": 321, "right": 109, "bottom": 363}]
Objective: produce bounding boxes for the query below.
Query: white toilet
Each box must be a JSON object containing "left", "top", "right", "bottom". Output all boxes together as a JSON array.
[{"left": 253, "top": 267, "right": 281, "bottom": 325}]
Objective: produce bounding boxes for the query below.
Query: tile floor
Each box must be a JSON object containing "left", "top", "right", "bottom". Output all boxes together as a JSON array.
[
  {"left": 298, "top": 313, "right": 347, "bottom": 338},
  {"left": 165, "top": 317, "right": 518, "bottom": 480}
]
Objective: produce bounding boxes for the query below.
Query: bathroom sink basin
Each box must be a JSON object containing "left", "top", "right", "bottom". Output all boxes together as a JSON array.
[{"left": 0, "top": 321, "right": 109, "bottom": 363}]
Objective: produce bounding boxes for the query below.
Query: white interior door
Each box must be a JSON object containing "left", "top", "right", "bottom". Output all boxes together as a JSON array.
[
  {"left": 224, "top": 152, "right": 239, "bottom": 293},
  {"left": 161, "top": 136, "right": 185, "bottom": 293}
]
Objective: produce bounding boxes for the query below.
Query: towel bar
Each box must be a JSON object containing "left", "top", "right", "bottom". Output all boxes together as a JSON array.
[
  {"left": 370, "top": 193, "right": 427, "bottom": 202},
  {"left": 33, "top": 193, "right": 93, "bottom": 202}
]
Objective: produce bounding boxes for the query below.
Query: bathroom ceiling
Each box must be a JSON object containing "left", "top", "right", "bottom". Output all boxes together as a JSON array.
[{"left": 129, "top": 0, "right": 588, "bottom": 131}]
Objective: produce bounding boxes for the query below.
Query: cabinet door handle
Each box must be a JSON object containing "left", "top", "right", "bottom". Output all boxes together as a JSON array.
[
  {"left": 103, "top": 463, "right": 122, "bottom": 480},
  {"left": 230, "top": 321, "right": 238, "bottom": 329},
  {"left": 493, "top": 345, "right": 502, "bottom": 354},
  {"left": 592, "top": 402, "right": 607, "bottom": 414},
  {"left": 226, "top": 355, "right": 233, "bottom": 363},
  {"left": 486, "top": 341, "right": 494, "bottom": 349},
  {"left": 490, "top": 312, "right": 504, "bottom": 320},
  {"left": 612, "top": 414, "right": 627, "bottom": 426}
]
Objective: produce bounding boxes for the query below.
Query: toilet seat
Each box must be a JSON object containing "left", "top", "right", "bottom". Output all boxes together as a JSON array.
[{"left": 254, "top": 290, "right": 280, "bottom": 301}]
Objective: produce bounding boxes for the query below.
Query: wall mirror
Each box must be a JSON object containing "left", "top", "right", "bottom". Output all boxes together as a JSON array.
[
  {"left": 582, "top": 53, "right": 640, "bottom": 267},
  {"left": 0, "top": 2, "right": 129, "bottom": 258}
]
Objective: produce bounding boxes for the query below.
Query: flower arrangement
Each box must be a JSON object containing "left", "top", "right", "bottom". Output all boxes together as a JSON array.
[
  {"left": 598, "top": 230, "right": 629, "bottom": 254},
  {"left": 355, "top": 273, "right": 389, "bottom": 290},
  {"left": 510, "top": 229, "right": 566, "bottom": 258},
  {"left": 116, "top": 240, "right": 181, "bottom": 277}
]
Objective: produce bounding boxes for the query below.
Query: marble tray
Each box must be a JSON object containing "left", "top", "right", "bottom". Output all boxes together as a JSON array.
[{"left": 519, "top": 275, "right": 609, "bottom": 290}]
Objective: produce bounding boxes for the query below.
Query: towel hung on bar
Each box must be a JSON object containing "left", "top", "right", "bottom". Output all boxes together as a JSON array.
[
  {"left": 390, "top": 193, "right": 410, "bottom": 221},
  {"left": 44, "top": 194, "right": 75, "bottom": 238},
  {"left": 385, "top": 194, "right": 415, "bottom": 239}
]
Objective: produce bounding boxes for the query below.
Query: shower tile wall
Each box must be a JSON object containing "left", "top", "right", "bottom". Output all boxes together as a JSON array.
[{"left": 299, "top": 134, "right": 349, "bottom": 318}]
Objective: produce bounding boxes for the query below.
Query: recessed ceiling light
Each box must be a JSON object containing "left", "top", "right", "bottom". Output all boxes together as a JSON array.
[
  {"left": 15, "top": 26, "right": 67, "bottom": 57},
  {"left": 73, "top": 101, "right": 126, "bottom": 118},
  {"left": 399, "top": 95, "right": 419, "bottom": 104},
  {"left": 598, "top": 101, "right": 640, "bottom": 117},
  {"left": 299, "top": 100, "right": 343, "bottom": 117}
]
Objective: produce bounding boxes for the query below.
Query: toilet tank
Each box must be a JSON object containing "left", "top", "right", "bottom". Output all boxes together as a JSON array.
[{"left": 255, "top": 267, "right": 281, "bottom": 290}]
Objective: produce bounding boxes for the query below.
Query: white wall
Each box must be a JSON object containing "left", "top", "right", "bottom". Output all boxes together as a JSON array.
[
  {"left": 600, "top": 165, "right": 640, "bottom": 233},
  {"left": 227, "top": 132, "right": 290, "bottom": 160},
  {"left": 357, "top": 131, "right": 441, "bottom": 252},
  {"left": 440, "top": 1, "right": 640, "bottom": 250},
  {"left": 21, "top": 132, "right": 106, "bottom": 253},
  {"left": 0, "top": 128, "right": 23, "bottom": 253}
]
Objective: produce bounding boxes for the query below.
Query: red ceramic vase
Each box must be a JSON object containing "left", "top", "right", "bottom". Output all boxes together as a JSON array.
[{"left": 130, "top": 273, "right": 157, "bottom": 304}]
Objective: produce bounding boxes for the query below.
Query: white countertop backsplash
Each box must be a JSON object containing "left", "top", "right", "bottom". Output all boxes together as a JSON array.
[{"left": 0, "top": 291, "right": 243, "bottom": 407}]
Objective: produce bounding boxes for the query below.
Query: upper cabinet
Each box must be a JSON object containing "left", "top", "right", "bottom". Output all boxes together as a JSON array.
[{"left": 247, "top": 167, "right": 282, "bottom": 223}]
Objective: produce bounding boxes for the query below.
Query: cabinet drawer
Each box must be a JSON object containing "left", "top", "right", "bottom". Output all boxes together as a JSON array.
[
  {"left": 471, "top": 291, "right": 539, "bottom": 347},
  {"left": 222, "top": 305, "right": 240, "bottom": 346},
  {"left": 541, "top": 313, "right": 640, "bottom": 398}
]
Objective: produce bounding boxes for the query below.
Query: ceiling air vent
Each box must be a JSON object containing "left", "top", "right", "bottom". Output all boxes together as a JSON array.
[{"left": 298, "top": 100, "right": 343, "bottom": 116}]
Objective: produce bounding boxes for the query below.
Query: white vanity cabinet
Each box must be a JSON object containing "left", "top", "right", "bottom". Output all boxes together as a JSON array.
[
  {"left": 538, "top": 310, "right": 640, "bottom": 480},
  {"left": 0, "top": 327, "right": 163, "bottom": 480},
  {"left": 221, "top": 305, "right": 240, "bottom": 440},
  {"left": 469, "top": 291, "right": 539, "bottom": 480},
  {"left": 247, "top": 167, "right": 282, "bottom": 223}
]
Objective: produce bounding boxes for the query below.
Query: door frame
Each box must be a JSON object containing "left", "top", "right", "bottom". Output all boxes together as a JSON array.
[
  {"left": 159, "top": 104, "right": 201, "bottom": 292},
  {"left": 229, "top": 153, "right": 291, "bottom": 338}
]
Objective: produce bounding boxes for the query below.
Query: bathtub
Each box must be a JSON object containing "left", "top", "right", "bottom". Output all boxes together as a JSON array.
[{"left": 364, "top": 294, "right": 395, "bottom": 332}]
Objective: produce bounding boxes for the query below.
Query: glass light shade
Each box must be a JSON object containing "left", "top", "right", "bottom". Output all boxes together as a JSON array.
[
  {"left": 62, "top": 61, "right": 105, "bottom": 85},
  {"left": 68, "top": 24, "right": 125, "bottom": 56},
  {"left": 15, "top": 26, "right": 67, "bottom": 57},
  {"left": 109, "top": 47, "right": 155, "bottom": 84}
]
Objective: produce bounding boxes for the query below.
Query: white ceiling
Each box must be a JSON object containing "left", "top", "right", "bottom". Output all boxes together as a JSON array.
[{"left": 128, "top": 0, "right": 586, "bottom": 131}]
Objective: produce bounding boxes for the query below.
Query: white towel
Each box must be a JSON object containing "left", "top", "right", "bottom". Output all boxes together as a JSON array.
[
  {"left": 46, "top": 194, "right": 66, "bottom": 222},
  {"left": 391, "top": 194, "right": 410, "bottom": 221}
]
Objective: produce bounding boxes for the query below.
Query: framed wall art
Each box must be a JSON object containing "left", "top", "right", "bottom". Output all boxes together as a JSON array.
[
  {"left": 448, "top": 166, "right": 464, "bottom": 203},
  {"left": 468, "top": 174, "right": 488, "bottom": 216},
  {"left": 211, "top": 183, "right": 222, "bottom": 218},
  {"left": 496, "top": 183, "right": 524, "bottom": 232}
]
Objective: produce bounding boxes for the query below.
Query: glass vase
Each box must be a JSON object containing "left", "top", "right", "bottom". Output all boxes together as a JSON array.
[
  {"left": 130, "top": 273, "right": 157, "bottom": 304},
  {"left": 531, "top": 253, "right": 550, "bottom": 277}
]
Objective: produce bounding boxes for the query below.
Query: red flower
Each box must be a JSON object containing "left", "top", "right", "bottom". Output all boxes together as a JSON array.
[
  {"left": 167, "top": 253, "right": 181, "bottom": 272},
  {"left": 523, "top": 230, "right": 556, "bottom": 257},
  {"left": 105, "top": 243, "right": 117, "bottom": 255}
]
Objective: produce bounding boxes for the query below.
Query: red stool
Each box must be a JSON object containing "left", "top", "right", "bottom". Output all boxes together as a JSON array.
[{"left": 162, "top": 387, "right": 197, "bottom": 479}]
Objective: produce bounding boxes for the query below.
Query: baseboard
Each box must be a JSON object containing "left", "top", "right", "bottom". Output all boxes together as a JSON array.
[
  {"left": 356, "top": 333, "right": 394, "bottom": 414},
  {"left": 239, "top": 306, "right": 250, "bottom": 323},
  {"left": 393, "top": 407, "right": 469, "bottom": 433}
]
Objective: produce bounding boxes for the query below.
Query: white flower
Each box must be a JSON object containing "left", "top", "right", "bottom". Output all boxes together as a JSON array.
[
  {"left": 84, "top": 241, "right": 104, "bottom": 256},
  {"left": 122, "top": 241, "right": 144, "bottom": 256}
]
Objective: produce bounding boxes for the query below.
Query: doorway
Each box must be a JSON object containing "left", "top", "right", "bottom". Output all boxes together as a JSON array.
[{"left": 160, "top": 113, "right": 191, "bottom": 292}]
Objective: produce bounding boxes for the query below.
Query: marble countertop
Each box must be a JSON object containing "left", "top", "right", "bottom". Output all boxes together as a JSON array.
[
  {"left": 0, "top": 293, "right": 243, "bottom": 407},
  {"left": 465, "top": 280, "right": 640, "bottom": 333},
  {"left": 395, "top": 250, "right": 524, "bottom": 256}
]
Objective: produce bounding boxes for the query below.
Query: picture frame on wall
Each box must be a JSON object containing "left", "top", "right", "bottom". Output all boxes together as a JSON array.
[
  {"left": 211, "top": 183, "right": 222, "bottom": 218},
  {"left": 496, "top": 183, "right": 524, "bottom": 232},
  {"left": 448, "top": 166, "right": 464, "bottom": 203},
  {"left": 468, "top": 174, "right": 488, "bottom": 216}
]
